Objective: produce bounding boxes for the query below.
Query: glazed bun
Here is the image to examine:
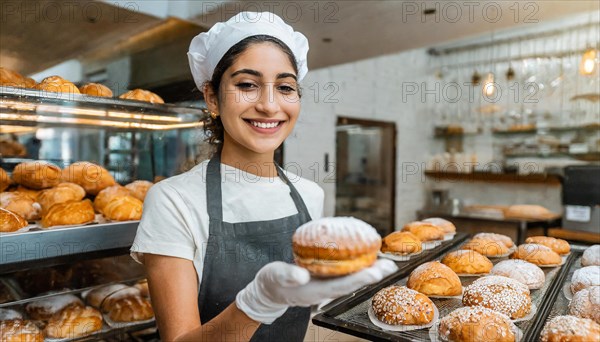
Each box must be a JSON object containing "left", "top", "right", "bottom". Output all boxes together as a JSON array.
[
  {"left": 0, "top": 208, "right": 28, "bottom": 233},
  {"left": 13, "top": 161, "right": 61, "bottom": 189},
  {"left": 441, "top": 250, "right": 493, "bottom": 275},
  {"left": 37, "top": 183, "right": 86, "bottom": 215},
  {"left": 25, "top": 294, "right": 83, "bottom": 320},
  {"left": 570, "top": 286, "right": 600, "bottom": 324},
  {"left": 473, "top": 233, "right": 514, "bottom": 248},
  {"left": 582, "top": 245, "right": 600, "bottom": 267},
  {"left": 422, "top": 217, "right": 456, "bottom": 234},
  {"left": 62, "top": 162, "right": 115, "bottom": 195},
  {"left": 119, "top": 89, "right": 164, "bottom": 104},
  {"left": 491, "top": 260, "right": 545, "bottom": 290},
  {"left": 525, "top": 236, "right": 570, "bottom": 255},
  {"left": 44, "top": 305, "right": 102, "bottom": 339},
  {"left": 125, "top": 180, "right": 153, "bottom": 201},
  {"left": 371, "top": 285, "right": 435, "bottom": 325},
  {"left": 540, "top": 316, "right": 600, "bottom": 342},
  {"left": 292, "top": 217, "right": 382, "bottom": 277},
  {"left": 41, "top": 199, "right": 95, "bottom": 228},
  {"left": 0, "top": 167, "right": 10, "bottom": 192},
  {"left": 438, "top": 306, "right": 517, "bottom": 342},
  {"left": 93, "top": 185, "right": 131, "bottom": 214},
  {"left": 381, "top": 231, "right": 422, "bottom": 255},
  {"left": 510, "top": 244, "right": 562, "bottom": 266},
  {"left": 571, "top": 266, "right": 600, "bottom": 295},
  {"left": 34, "top": 76, "right": 80, "bottom": 94},
  {"left": 102, "top": 195, "right": 143, "bottom": 221},
  {"left": 461, "top": 238, "right": 509, "bottom": 257},
  {"left": 79, "top": 83, "right": 113, "bottom": 97},
  {"left": 0, "top": 192, "right": 41, "bottom": 221},
  {"left": 462, "top": 276, "right": 532, "bottom": 319},
  {"left": 505, "top": 204, "right": 557, "bottom": 220},
  {"left": 0, "top": 319, "right": 44, "bottom": 342},
  {"left": 407, "top": 261, "right": 462, "bottom": 296},
  {"left": 401, "top": 221, "right": 445, "bottom": 242}
]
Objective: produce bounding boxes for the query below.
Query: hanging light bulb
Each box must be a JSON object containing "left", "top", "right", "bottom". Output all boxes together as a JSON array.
[
  {"left": 482, "top": 72, "right": 496, "bottom": 97},
  {"left": 580, "top": 47, "right": 597, "bottom": 75}
]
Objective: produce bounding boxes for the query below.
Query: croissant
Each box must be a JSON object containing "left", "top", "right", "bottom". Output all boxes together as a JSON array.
[
  {"left": 119, "top": 89, "right": 164, "bottom": 104},
  {"left": 34, "top": 75, "right": 80, "bottom": 94},
  {"left": 0, "top": 192, "right": 41, "bottom": 221},
  {"left": 0, "top": 208, "right": 28, "bottom": 232},
  {"left": 37, "top": 183, "right": 86, "bottom": 215},
  {"left": 12, "top": 161, "right": 62, "bottom": 189},
  {"left": 93, "top": 185, "right": 131, "bottom": 214},
  {"left": 41, "top": 199, "right": 95, "bottom": 228},
  {"left": 61, "top": 162, "right": 115, "bottom": 195},
  {"left": 79, "top": 83, "right": 113, "bottom": 97},
  {"left": 103, "top": 196, "right": 143, "bottom": 221},
  {"left": 14, "top": 186, "right": 40, "bottom": 201},
  {"left": 0, "top": 167, "right": 10, "bottom": 192},
  {"left": 125, "top": 180, "right": 153, "bottom": 201}
]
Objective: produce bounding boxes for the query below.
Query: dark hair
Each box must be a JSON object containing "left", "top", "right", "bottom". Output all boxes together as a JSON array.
[{"left": 202, "top": 35, "right": 299, "bottom": 154}]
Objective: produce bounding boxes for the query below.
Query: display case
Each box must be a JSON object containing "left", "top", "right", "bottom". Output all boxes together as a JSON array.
[{"left": 0, "top": 86, "right": 207, "bottom": 341}]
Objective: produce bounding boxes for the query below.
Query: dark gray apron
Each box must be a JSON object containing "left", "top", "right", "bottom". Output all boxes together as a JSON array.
[{"left": 198, "top": 155, "right": 312, "bottom": 341}]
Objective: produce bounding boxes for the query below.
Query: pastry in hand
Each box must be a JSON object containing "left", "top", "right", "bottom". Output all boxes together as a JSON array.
[
  {"left": 381, "top": 231, "right": 422, "bottom": 255},
  {"left": 44, "top": 305, "right": 102, "bottom": 339},
  {"left": 93, "top": 185, "right": 131, "bottom": 214},
  {"left": 571, "top": 266, "right": 600, "bottom": 295},
  {"left": 371, "top": 285, "right": 435, "bottom": 325},
  {"left": 25, "top": 293, "right": 83, "bottom": 320},
  {"left": 0, "top": 192, "right": 41, "bottom": 221},
  {"left": 0, "top": 167, "right": 10, "bottom": 192},
  {"left": 581, "top": 245, "right": 600, "bottom": 267},
  {"left": 37, "top": 183, "right": 86, "bottom": 215},
  {"left": 12, "top": 161, "right": 61, "bottom": 189},
  {"left": 79, "top": 83, "right": 113, "bottom": 97},
  {"left": 125, "top": 180, "right": 153, "bottom": 201},
  {"left": 34, "top": 75, "right": 80, "bottom": 94},
  {"left": 401, "top": 221, "right": 445, "bottom": 242},
  {"left": 0, "top": 319, "right": 44, "bottom": 342},
  {"left": 438, "top": 306, "right": 517, "bottom": 342},
  {"left": 407, "top": 261, "right": 462, "bottom": 296},
  {"left": 525, "top": 236, "right": 570, "bottom": 255},
  {"left": 540, "top": 316, "right": 600, "bottom": 342},
  {"left": 41, "top": 199, "right": 95, "bottom": 228},
  {"left": 119, "top": 89, "right": 164, "bottom": 104},
  {"left": 510, "top": 243, "right": 562, "bottom": 266},
  {"left": 441, "top": 250, "right": 493, "bottom": 275},
  {"left": 62, "top": 162, "right": 115, "bottom": 195},
  {"left": 570, "top": 286, "right": 600, "bottom": 324},
  {"left": 0, "top": 208, "right": 28, "bottom": 233},
  {"left": 473, "top": 232, "right": 514, "bottom": 248},
  {"left": 422, "top": 217, "right": 456, "bottom": 235},
  {"left": 103, "top": 195, "right": 143, "bottom": 221},
  {"left": 491, "top": 259, "right": 545, "bottom": 290},
  {"left": 462, "top": 276, "right": 532, "bottom": 320},
  {"left": 108, "top": 296, "right": 154, "bottom": 322},
  {"left": 461, "top": 238, "right": 509, "bottom": 257}
]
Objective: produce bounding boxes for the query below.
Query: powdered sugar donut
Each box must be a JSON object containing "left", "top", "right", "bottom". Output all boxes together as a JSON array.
[
  {"left": 582, "top": 245, "right": 600, "bottom": 267},
  {"left": 462, "top": 276, "right": 531, "bottom": 320},
  {"left": 570, "top": 286, "right": 600, "bottom": 324},
  {"left": 491, "top": 260, "right": 545, "bottom": 290},
  {"left": 540, "top": 316, "right": 600, "bottom": 342},
  {"left": 571, "top": 266, "right": 600, "bottom": 295}
]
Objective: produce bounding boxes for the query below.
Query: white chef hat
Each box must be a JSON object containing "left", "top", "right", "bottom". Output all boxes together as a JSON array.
[{"left": 188, "top": 11, "right": 309, "bottom": 90}]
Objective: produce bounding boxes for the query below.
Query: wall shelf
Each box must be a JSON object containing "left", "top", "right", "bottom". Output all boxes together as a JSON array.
[{"left": 424, "top": 170, "right": 562, "bottom": 185}]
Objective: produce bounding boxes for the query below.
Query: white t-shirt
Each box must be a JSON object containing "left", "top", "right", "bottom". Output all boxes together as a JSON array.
[{"left": 130, "top": 160, "right": 324, "bottom": 285}]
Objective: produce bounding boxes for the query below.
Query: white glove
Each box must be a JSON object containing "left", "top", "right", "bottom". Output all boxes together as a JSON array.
[{"left": 235, "top": 259, "right": 398, "bottom": 324}]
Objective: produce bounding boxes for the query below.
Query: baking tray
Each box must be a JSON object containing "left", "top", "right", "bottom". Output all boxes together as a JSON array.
[{"left": 312, "top": 237, "right": 575, "bottom": 342}]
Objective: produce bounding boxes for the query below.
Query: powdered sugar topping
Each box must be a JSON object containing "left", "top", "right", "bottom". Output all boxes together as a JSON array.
[
  {"left": 491, "top": 260, "right": 545, "bottom": 289},
  {"left": 463, "top": 276, "right": 531, "bottom": 318},
  {"left": 371, "top": 286, "right": 434, "bottom": 325},
  {"left": 293, "top": 217, "right": 381, "bottom": 247},
  {"left": 26, "top": 293, "right": 82, "bottom": 314},
  {"left": 540, "top": 316, "right": 600, "bottom": 341},
  {"left": 572, "top": 266, "right": 600, "bottom": 290},
  {"left": 582, "top": 245, "right": 600, "bottom": 267}
]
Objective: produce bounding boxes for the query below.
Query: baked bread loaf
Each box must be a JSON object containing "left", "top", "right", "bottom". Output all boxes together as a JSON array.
[
  {"left": 381, "top": 231, "right": 422, "bottom": 255},
  {"left": 134, "top": 279, "right": 149, "bottom": 297},
  {"left": 85, "top": 284, "right": 141, "bottom": 311},
  {"left": 505, "top": 204, "right": 557, "bottom": 220},
  {"left": 371, "top": 285, "right": 435, "bottom": 325},
  {"left": 0, "top": 168, "right": 10, "bottom": 192},
  {"left": 79, "top": 83, "right": 113, "bottom": 97},
  {"left": 119, "top": 89, "right": 164, "bottom": 104},
  {"left": 571, "top": 266, "right": 600, "bottom": 295},
  {"left": 34, "top": 75, "right": 80, "bottom": 94},
  {"left": 108, "top": 296, "right": 154, "bottom": 322},
  {"left": 422, "top": 217, "right": 456, "bottom": 234},
  {"left": 441, "top": 250, "right": 493, "bottom": 275},
  {"left": 525, "top": 236, "right": 570, "bottom": 255},
  {"left": 570, "top": 286, "right": 600, "bottom": 323},
  {"left": 13, "top": 161, "right": 61, "bottom": 189},
  {"left": 582, "top": 245, "right": 600, "bottom": 267},
  {"left": 0, "top": 319, "right": 44, "bottom": 342},
  {"left": 462, "top": 276, "right": 532, "bottom": 319},
  {"left": 438, "top": 306, "right": 517, "bottom": 342},
  {"left": 401, "top": 221, "right": 445, "bottom": 242},
  {"left": 510, "top": 243, "right": 562, "bottom": 266},
  {"left": 37, "top": 183, "right": 86, "bottom": 215},
  {"left": 0, "top": 192, "right": 41, "bottom": 221},
  {"left": 407, "top": 261, "right": 462, "bottom": 296},
  {"left": 473, "top": 233, "right": 514, "bottom": 248},
  {"left": 0, "top": 308, "right": 22, "bottom": 321},
  {"left": 41, "top": 199, "right": 95, "bottom": 228},
  {"left": 103, "top": 195, "right": 143, "bottom": 221},
  {"left": 0, "top": 138, "right": 26, "bottom": 157},
  {"left": 292, "top": 217, "right": 382, "bottom": 277},
  {"left": 44, "top": 305, "right": 102, "bottom": 339},
  {"left": 0, "top": 208, "right": 28, "bottom": 232},
  {"left": 93, "top": 185, "right": 131, "bottom": 214},
  {"left": 25, "top": 293, "right": 83, "bottom": 320},
  {"left": 125, "top": 180, "right": 153, "bottom": 201},
  {"left": 62, "top": 162, "right": 115, "bottom": 195},
  {"left": 491, "top": 259, "right": 545, "bottom": 289},
  {"left": 461, "top": 238, "right": 509, "bottom": 257},
  {"left": 540, "top": 315, "right": 600, "bottom": 342}
]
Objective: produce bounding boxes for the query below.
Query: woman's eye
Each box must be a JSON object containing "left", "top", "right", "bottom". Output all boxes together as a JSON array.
[
  {"left": 236, "top": 82, "right": 256, "bottom": 89},
  {"left": 278, "top": 85, "right": 296, "bottom": 93}
]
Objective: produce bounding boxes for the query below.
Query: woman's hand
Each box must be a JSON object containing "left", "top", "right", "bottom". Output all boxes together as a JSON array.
[{"left": 236, "top": 259, "right": 398, "bottom": 324}]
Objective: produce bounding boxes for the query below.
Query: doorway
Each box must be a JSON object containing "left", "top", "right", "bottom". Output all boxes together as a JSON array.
[{"left": 335, "top": 117, "right": 397, "bottom": 237}]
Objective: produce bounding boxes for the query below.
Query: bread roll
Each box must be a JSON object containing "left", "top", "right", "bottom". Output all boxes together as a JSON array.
[
  {"left": 505, "top": 204, "right": 557, "bottom": 220},
  {"left": 34, "top": 75, "right": 80, "bottom": 94},
  {"left": 85, "top": 284, "right": 141, "bottom": 311},
  {"left": 0, "top": 208, "right": 28, "bottom": 233},
  {"left": 0, "top": 168, "right": 10, "bottom": 192},
  {"left": 119, "top": 89, "right": 164, "bottom": 104},
  {"left": 438, "top": 307, "right": 517, "bottom": 342},
  {"left": 79, "top": 83, "right": 113, "bottom": 97},
  {"left": 381, "top": 231, "right": 422, "bottom": 255},
  {"left": 24, "top": 77, "right": 36, "bottom": 88},
  {"left": 525, "top": 236, "right": 570, "bottom": 255},
  {"left": 401, "top": 221, "right": 445, "bottom": 242},
  {"left": 461, "top": 238, "right": 509, "bottom": 257},
  {"left": 462, "top": 276, "right": 531, "bottom": 319},
  {"left": 510, "top": 243, "right": 562, "bottom": 266},
  {"left": 37, "top": 183, "right": 86, "bottom": 215},
  {"left": 582, "top": 245, "right": 600, "bottom": 267},
  {"left": 441, "top": 250, "right": 493, "bottom": 275},
  {"left": 491, "top": 260, "right": 545, "bottom": 290},
  {"left": 0, "top": 138, "right": 27, "bottom": 157},
  {"left": 570, "top": 286, "right": 600, "bottom": 323},
  {"left": 422, "top": 217, "right": 456, "bottom": 234},
  {"left": 93, "top": 185, "right": 130, "bottom": 214},
  {"left": 103, "top": 195, "right": 143, "bottom": 221},
  {"left": 0, "top": 319, "right": 44, "bottom": 342},
  {"left": 371, "top": 285, "right": 435, "bottom": 325},
  {"left": 540, "top": 315, "right": 600, "bottom": 342},
  {"left": 407, "top": 261, "right": 462, "bottom": 296},
  {"left": 41, "top": 199, "right": 95, "bottom": 228},
  {"left": 44, "top": 305, "right": 102, "bottom": 339},
  {"left": 473, "top": 232, "right": 514, "bottom": 248},
  {"left": 571, "top": 266, "right": 600, "bottom": 295},
  {"left": 61, "top": 162, "right": 115, "bottom": 195},
  {"left": 13, "top": 161, "right": 61, "bottom": 189},
  {"left": 0, "top": 192, "right": 41, "bottom": 221},
  {"left": 25, "top": 294, "right": 83, "bottom": 320},
  {"left": 108, "top": 296, "right": 154, "bottom": 322},
  {"left": 125, "top": 180, "right": 153, "bottom": 201}
]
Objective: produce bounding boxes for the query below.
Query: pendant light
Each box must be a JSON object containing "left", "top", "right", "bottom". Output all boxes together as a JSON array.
[
  {"left": 482, "top": 31, "right": 496, "bottom": 97},
  {"left": 579, "top": 47, "right": 597, "bottom": 75}
]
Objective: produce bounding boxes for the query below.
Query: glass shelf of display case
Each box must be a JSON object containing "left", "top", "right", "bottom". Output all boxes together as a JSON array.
[
  {"left": 505, "top": 152, "right": 600, "bottom": 161},
  {"left": 493, "top": 123, "right": 600, "bottom": 136}
]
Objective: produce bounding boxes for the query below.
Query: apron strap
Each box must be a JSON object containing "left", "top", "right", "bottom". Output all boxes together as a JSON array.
[{"left": 276, "top": 164, "right": 312, "bottom": 221}]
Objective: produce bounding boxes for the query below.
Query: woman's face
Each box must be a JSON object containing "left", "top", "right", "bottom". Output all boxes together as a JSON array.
[{"left": 214, "top": 42, "right": 301, "bottom": 156}]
